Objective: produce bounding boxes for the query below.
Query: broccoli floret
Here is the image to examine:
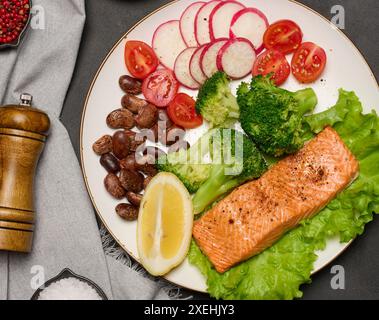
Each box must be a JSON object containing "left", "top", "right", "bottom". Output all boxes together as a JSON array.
[
  {"left": 196, "top": 71, "right": 239, "bottom": 128},
  {"left": 192, "top": 129, "right": 267, "bottom": 214},
  {"left": 237, "top": 75, "right": 318, "bottom": 157},
  {"left": 156, "top": 130, "right": 215, "bottom": 193},
  {"left": 157, "top": 128, "right": 267, "bottom": 212}
]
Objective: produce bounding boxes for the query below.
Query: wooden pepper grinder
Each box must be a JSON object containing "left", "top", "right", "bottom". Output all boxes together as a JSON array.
[{"left": 0, "top": 94, "right": 50, "bottom": 253}]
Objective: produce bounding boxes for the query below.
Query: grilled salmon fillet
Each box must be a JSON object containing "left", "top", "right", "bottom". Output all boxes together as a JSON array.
[{"left": 193, "top": 127, "right": 359, "bottom": 273}]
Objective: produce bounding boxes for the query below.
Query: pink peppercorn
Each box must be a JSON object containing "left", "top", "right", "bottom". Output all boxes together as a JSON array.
[{"left": 0, "top": 0, "right": 30, "bottom": 44}]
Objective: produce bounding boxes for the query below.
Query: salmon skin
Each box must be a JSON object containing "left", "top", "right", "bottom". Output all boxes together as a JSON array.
[{"left": 193, "top": 127, "right": 359, "bottom": 273}]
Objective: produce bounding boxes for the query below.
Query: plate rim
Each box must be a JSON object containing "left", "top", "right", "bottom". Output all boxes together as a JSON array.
[{"left": 79, "top": 0, "right": 378, "bottom": 294}]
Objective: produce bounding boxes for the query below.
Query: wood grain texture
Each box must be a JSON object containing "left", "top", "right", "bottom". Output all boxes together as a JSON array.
[
  {"left": 0, "top": 105, "right": 49, "bottom": 252},
  {"left": 0, "top": 106, "right": 50, "bottom": 134}
]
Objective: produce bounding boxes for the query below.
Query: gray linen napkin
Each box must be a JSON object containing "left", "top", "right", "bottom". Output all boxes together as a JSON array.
[{"left": 0, "top": 0, "right": 170, "bottom": 300}]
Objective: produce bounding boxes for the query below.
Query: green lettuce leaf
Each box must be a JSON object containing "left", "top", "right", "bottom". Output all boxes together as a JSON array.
[{"left": 189, "top": 89, "right": 379, "bottom": 300}]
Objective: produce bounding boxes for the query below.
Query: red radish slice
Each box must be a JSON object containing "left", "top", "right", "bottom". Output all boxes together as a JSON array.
[
  {"left": 217, "top": 38, "right": 256, "bottom": 79},
  {"left": 190, "top": 45, "right": 208, "bottom": 84},
  {"left": 195, "top": 0, "right": 221, "bottom": 45},
  {"left": 230, "top": 8, "right": 269, "bottom": 54},
  {"left": 174, "top": 47, "right": 200, "bottom": 89},
  {"left": 152, "top": 20, "right": 187, "bottom": 70},
  {"left": 200, "top": 39, "right": 228, "bottom": 78},
  {"left": 209, "top": 1, "right": 245, "bottom": 41},
  {"left": 180, "top": 2, "right": 205, "bottom": 47}
]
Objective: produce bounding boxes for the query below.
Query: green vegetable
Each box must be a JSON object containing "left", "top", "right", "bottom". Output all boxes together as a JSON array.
[
  {"left": 237, "top": 75, "right": 318, "bottom": 157},
  {"left": 196, "top": 72, "right": 240, "bottom": 128},
  {"left": 157, "top": 128, "right": 267, "bottom": 203},
  {"left": 156, "top": 130, "right": 214, "bottom": 194},
  {"left": 192, "top": 129, "right": 267, "bottom": 214},
  {"left": 189, "top": 89, "right": 379, "bottom": 300}
]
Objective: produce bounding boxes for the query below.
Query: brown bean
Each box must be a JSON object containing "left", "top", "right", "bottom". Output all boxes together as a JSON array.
[
  {"left": 124, "top": 130, "right": 136, "bottom": 139},
  {"left": 165, "top": 125, "right": 186, "bottom": 146},
  {"left": 119, "top": 154, "right": 137, "bottom": 171},
  {"left": 112, "top": 130, "right": 131, "bottom": 159},
  {"left": 135, "top": 154, "right": 158, "bottom": 176},
  {"left": 168, "top": 140, "right": 190, "bottom": 153},
  {"left": 141, "top": 111, "right": 171, "bottom": 143},
  {"left": 119, "top": 169, "right": 144, "bottom": 193},
  {"left": 140, "top": 125, "right": 159, "bottom": 143},
  {"left": 121, "top": 94, "right": 148, "bottom": 113},
  {"left": 126, "top": 192, "right": 142, "bottom": 208},
  {"left": 104, "top": 173, "right": 125, "bottom": 199},
  {"left": 156, "top": 125, "right": 186, "bottom": 146},
  {"left": 135, "top": 153, "right": 155, "bottom": 165},
  {"left": 143, "top": 176, "right": 153, "bottom": 189},
  {"left": 125, "top": 130, "right": 146, "bottom": 152},
  {"left": 119, "top": 75, "right": 142, "bottom": 95},
  {"left": 115, "top": 203, "right": 138, "bottom": 221},
  {"left": 92, "top": 135, "right": 112, "bottom": 155},
  {"left": 142, "top": 111, "right": 173, "bottom": 143},
  {"left": 106, "top": 109, "right": 135, "bottom": 130},
  {"left": 135, "top": 103, "right": 158, "bottom": 129},
  {"left": 139, "top": 165, "right": 158, "bottom": 177},
  {"left": 100, "top": 153, "right": 120, "bottom": 173},
  {"left": 143, "top": 146, "right": 166, "bottom": 159}
]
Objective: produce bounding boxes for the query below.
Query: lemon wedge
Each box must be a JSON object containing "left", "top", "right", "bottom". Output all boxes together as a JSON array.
[{"left": 137, "top": 172, "right": 193, "bottom": 276}]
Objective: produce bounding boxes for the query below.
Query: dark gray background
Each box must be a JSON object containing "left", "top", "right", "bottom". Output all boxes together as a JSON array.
[{"left": 62, "top": 0, "right": 379, "bottom": 300}]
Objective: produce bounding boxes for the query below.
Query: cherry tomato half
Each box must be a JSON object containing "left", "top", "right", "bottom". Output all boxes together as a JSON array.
[
  {"left": 252, "top": 49, "right": 290, "bottom": 86},
  {"left": 167, "top": 93, "right": 203, "bottom": 129},
  {"left": 263, "top": 20, "right": 303, "bottom": 55},
  {"left": 124, "top": 40, "right": 159, "bottom": 79},
  {"left": 142, "top": 69, "right": 179, "bottom": 107},
  {"left": 291, "top": 42, "right": 327, "bottom": 83}
]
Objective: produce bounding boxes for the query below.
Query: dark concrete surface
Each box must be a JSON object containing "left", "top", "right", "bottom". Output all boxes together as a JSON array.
[{"left": 61, "top": 0, "right": 379, "bottom": 300}]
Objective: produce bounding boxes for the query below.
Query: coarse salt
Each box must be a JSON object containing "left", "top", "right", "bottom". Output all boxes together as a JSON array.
[{"left": 37, "top": 277, "right": 103, "bottom": 300}]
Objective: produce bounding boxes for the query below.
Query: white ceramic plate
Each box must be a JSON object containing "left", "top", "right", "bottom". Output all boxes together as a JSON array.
[{"left": 81, "top": 0, "right": 379, "bottom": 293}]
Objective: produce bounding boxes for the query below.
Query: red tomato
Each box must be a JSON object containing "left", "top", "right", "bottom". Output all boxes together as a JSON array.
[
  {"left": 252, "top": 49, "right": 290, "bottom": 86},
  {"left": 291, "top": 42, "right": 327, "bottom": 83},
  {"left": 167, "top": 93, "right": 203, "bottom": 129},
  {"left": 124, "top": 40, "right": 158, "bottom": 79},
  {"left": 263, "top": 20, "right": 303, "bottom": 55},
  {"left": 142, "top": 69, "right": 179, "bottom": 107}
]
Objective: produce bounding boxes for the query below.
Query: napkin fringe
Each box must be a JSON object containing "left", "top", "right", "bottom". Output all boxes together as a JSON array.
[
  {"left": 100, "top": 224, "right": 133, "bottom": 268},
  {"left": 100, "top": 225, "right": 189, "bottom": 300}
]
